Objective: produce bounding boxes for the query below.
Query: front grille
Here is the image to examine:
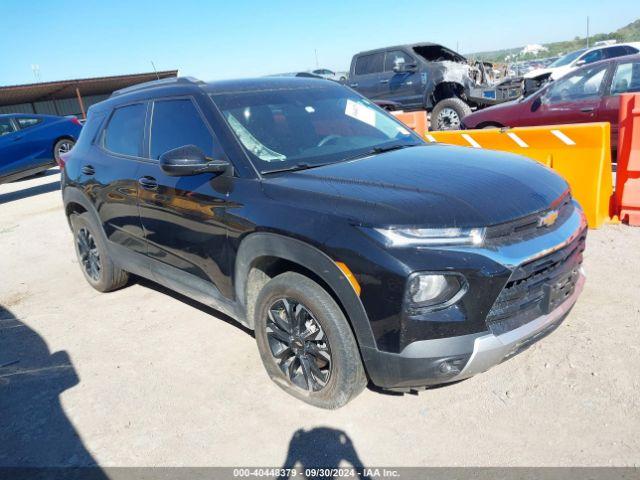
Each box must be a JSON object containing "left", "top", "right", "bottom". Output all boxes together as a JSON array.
[
  {"left": 485, "top": 194, "right": 573, "bottom": 243},
  {"left": 485, "top": 231, "right": 586, "bottom": 336}
]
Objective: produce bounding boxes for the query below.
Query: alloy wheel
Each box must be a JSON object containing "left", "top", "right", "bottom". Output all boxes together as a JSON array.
[
  {"left": 266, "top": 298, "right": 332, "bottom": 392},
  {"left": 76, "top": 228, "right": 101, "bottom": 282},
  {"left": 55, "top": 140, "right": 74, "bottom": 161},
  {"left": 436, "top": 107, "right": 461, "bottom": 130}
]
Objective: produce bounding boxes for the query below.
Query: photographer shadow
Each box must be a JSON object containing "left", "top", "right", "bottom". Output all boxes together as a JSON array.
[
  {"left": 278, "top": 427, "right": 370, "bottom": 479},
  {"left": 0, "top": 305, "right": 106, "bottom": 476}
]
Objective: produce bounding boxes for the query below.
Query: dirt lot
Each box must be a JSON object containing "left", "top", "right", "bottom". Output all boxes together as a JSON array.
[{"left": 1, "top": 170, "right": 639, "bottom": 468}]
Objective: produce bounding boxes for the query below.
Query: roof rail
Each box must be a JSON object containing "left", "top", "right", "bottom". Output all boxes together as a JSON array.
[{"left": 111, "top": 76, "right": 204, "bottom": 97}]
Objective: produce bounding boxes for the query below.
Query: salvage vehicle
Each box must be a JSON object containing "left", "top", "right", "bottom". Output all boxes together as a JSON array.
[
  {"left": 61, "top": 76, "right": 587, "bottom": 408},
  {"left": 524, "top": 44, "right": 639, "bottom": 86},
  {"left": 463, "top": 54, "right": 640, "bottom": 154},
  {"left": 311, "top": 68, "right": 348, "bottom": 83},
  {"left": 0, "top": 113, "right": 81, "bottom": 184},
  {"left": 347, "top": 43, "right": 523, "bottom": 130}
]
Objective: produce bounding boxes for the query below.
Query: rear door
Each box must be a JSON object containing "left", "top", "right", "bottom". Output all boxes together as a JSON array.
[
  {"left": 349, "top": 52, "right": 384, "bottom": 99},
  {"left": 599, "top": 58, "right": 640, "bottom": 151},
  {"left": 534, "top": 63, "right": 609, "bottom": 126},
  {"left": 378, "top": 49, "right": 422, "bottom": 108},
  {"left": 136, "top": 96, "right": 233, "bottom": 299},
  {"left": 89, "top": 103, "right": 147, "bottom": 258},
  {"left": 13, "top": 117, "right": 52, "bottom": 168}
]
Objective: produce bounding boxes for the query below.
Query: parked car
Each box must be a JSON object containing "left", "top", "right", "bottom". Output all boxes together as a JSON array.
[
  {"left": 310, "top": 68, "right": 348, "bottom": 83},
  {"left": 0, "top": 113, "right": 81, "bottom": 184},
  {"left": 463, "top": 54, "right": 640, "bottom": 153},
  {"left": 347, "top": 43, "right": 523, "bottom": 131},
  {"left": 524, "top": 44, "right": 639, "bottom": 84},
  {"left": 61, "top": 76, "right": 586, "bottom": 408}
]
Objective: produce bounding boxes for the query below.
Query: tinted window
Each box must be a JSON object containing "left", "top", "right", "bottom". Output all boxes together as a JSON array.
[
  {"left": 611, "top": 61, "right": 640, "bottom": 94},
  {"left": 354, "top": 53, "right": 384, "bottom": 75},
  {"left": 150, "top": 99, "right": 213, "bottom": 160},
  {"left": 16, "top": 117, "right": 42, "bottom": 129},
  {"left": 547, "top": 65, "right": 607, "bottom": 101},
  {"left": 0, "top": 118, "right": 16, "bottom": 137},
  {"left": 581, "top": 49, "right": 603, "bottom": 64},
  {"left": 384, "top": 50, "right": 414, "bottom": 71},
  {"left": 104, "top": 104, "right": 146, "bottom": 157},
  {"left": 625, "top": 46, "right": 639, "bottom": 55},
  {"left": 604, "top": 46, "right": 631, "bottom": 59}
]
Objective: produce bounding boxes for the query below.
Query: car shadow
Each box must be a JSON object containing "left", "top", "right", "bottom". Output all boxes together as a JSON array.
[
  {"left": 0, "top": 305, "right": 107, "bottom": 476},
  {"left": 0, "top": 180, "right": 61, "bottom": 205},
  {"left": 11, "top": 168, "right": 60, "bottom": 182},
  {"left": 277, "top": 427, "right": 370, "bottom": 479}
]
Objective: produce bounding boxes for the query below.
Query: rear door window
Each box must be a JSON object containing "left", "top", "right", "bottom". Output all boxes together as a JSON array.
[
  {"left": 603, "top": 46, "right": 631, "bottom": 59},
  {"left": 149, "top": 98, "right": 214, "bottom": 160},
  {"left": 354, "top": 53, "right": 384, "bottom": 75},
  {"left": 610, "top": 61, "right": 640, "bottom": 94},
  {"left": 16, "top": 118, "right": 42, "bottom": 129},
  {"left": 103, "top": 103, "right": 146, "bottom": 157}
]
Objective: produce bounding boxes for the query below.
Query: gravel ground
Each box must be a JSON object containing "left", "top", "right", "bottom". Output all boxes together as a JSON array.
[{"left": 1, "top": 170, "right": 639, "bottom": 468}]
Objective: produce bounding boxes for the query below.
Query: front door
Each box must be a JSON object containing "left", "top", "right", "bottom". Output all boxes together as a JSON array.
[
  {"left": 350, "top": 52, "right": 385, "bottom": 100},
  {"left": 378, "top": 50, "right": 422, "bottom": 108},
  {"left": 535, "top": 63, "right": 609, "bottom": 126},
  {"left": 136, "top": 96, "right": 234, "bottom": 300}
]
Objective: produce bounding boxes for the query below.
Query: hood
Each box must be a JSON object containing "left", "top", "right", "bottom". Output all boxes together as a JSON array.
[
  {"left": 261, "top": 145, "right": 568, "bottom": 228},
  {"left": 523, "top": 67, "right": 553, "bottom": 79}
]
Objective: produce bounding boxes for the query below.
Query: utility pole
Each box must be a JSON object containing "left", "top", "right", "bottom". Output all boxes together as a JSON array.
[
  {"left": 31, "top": 64, "right": 41, "bottom": 82},
  {"left": 314, "top": 49, "right": 319, "bottom": 68},
  {"left": 586, "top": 16, "right": 590, "bottom": 48}
]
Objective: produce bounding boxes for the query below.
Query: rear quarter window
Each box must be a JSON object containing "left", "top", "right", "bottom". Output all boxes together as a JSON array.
[{"left": 16, "top": 118, "right": 42, "bottom": 129}]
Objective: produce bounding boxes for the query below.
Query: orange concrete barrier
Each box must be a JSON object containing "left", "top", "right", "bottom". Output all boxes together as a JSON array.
[
  {"left": 424, "top": 123, "right": 614, "bottom": 228},
  {"left": 392, "top": 110, "right": 428, "bottom": 137},
  {"left": 616, "top": 94, "right": 640, "bottom": 226}
]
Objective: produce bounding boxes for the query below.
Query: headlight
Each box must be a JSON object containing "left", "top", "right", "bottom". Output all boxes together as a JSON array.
[
  {"left": 374, "top": 227, "right": 485, "bottom": 247},
  {"left": 405, "top": 273, "right": 467, "bottom": 310}
]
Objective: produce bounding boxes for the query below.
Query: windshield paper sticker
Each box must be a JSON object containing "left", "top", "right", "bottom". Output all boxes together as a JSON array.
[{"left": 345, "top": 99, "right": 376, "bottom": 127}]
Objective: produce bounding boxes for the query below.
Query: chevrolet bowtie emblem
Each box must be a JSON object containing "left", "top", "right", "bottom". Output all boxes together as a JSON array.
[{"left": 538, "top": 209, "right": 559, "bottom": 227}]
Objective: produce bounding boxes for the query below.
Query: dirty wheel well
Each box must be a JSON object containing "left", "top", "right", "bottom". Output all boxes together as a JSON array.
[
  {"left": 244, "top": 256, "right": 348, "bottom": 330},
  {"left": 431, "top": 82, "right": 466, "bottom": 106},
  {"left": 65, "top": 202, "right": 87, "bottom": 227}
]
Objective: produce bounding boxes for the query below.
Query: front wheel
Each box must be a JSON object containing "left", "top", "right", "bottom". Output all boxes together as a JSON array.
[
  {"left": 430, "top": 98, "right": 472, "bottom": 131},
  {"left": 254, "top": 272, "right": 367, "bottom": 409}
]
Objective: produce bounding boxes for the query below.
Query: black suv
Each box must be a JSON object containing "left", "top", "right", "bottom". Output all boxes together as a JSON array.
[{"left": 61, "top": 76, "right": 586, "bottom": 408}]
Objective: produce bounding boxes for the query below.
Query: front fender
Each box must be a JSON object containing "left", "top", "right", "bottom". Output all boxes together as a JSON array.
[{"left": 234, "top": 232, "right": 377, "bottom": 350}]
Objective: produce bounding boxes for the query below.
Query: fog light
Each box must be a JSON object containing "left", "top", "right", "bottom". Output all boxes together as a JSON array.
[
  {"left": 405, "top": 273, "right": 466, "bottom": 310},
  {"left": 436, "top": 357, "right": 467, "bottom": 377}
]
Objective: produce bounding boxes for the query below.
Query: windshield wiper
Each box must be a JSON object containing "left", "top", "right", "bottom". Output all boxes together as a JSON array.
[
  {"left": 261, "top": 162, "right": 331, "bottom": 175},
  {"left": 344, "top": 142, "right": 420, "bottom": 162}
]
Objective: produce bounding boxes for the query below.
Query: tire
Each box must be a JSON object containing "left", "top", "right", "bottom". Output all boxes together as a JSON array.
[
  {"left": 430, "top": 97, "right": 472, "bottom": 131},
  {"left": 53, "top": 138, "right": 75, "bottom": 163},
  {"left": 254, "top": 272, "right": 367, "bottom": 409},
  {"left": 70, "top": 212, "right": 129, "bottom": 292}
]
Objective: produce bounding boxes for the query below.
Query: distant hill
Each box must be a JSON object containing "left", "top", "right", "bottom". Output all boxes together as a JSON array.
[{"left": 470, "top": 18, "right": 640, "bottom": 62}]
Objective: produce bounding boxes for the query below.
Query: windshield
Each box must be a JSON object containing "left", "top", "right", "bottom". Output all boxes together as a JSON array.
[
  {"left": 549, "top": 49, "right": 588, "bottom": 68},
  {"left": 210, "top": 85, "right": 423, "bottom": 173}
]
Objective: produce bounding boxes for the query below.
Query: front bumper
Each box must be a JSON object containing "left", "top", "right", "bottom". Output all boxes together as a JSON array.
[
  {"left": 361, "top": 203, "right": 587, "bottom": 390},
  {"left": 362, "top": 271, "right": 584, "bottom": 390}
]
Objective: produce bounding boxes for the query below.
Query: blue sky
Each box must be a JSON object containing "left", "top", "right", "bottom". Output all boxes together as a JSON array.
[{"left": 1, "top": 0, "right": 638, "bottom": 86}]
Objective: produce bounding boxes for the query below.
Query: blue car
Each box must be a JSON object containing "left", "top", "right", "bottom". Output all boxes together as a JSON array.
[{"left": 0, "top": 113, "right": 82, "bottom": 184}]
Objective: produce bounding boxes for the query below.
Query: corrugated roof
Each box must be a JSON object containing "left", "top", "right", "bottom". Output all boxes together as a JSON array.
[{"left": 0, "top": 70, "right": 178, "bottom": 106}]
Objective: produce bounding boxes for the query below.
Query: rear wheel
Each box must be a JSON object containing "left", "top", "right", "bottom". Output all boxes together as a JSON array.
[
  {"left": 254, "top": 272, "right": 366, "bottom": 409},
  {"left": 430, "top": 98, "right": 472, "bottom": 131},
  {"left": 71, "top": 213, "right": 128, "bottom": 292},
  {"left": 53, "top": 138, "right": 75, "bottom": 163}
]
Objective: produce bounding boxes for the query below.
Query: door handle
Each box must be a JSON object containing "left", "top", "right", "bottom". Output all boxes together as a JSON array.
[
  {"left": 138, "top": 176, "right": 158, "bottom": 190},
  {"left": 81, "top": 165, "right": 95, "bottom": 176},
  {"left": 379, "top": 79, "right": 389, "bottom": 84},
  {"left": 580, "top": 107, "right": 595, "bottom": 113},
  {"left": 349, "top": 83, "right": 358, "bottom": 87},
  {"left": 13, "top": 135, "right": 25, "bottom": 142}
]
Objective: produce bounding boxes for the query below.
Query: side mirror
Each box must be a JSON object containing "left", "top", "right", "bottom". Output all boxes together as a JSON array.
[
  {"left": 159, "top": 145, "right": 230, "bottom": 177},
  {"left": 394, "top": 63, "right": 416, "bottom": 73},
  {"left": 531, "top": 96, "right": 543, "bottom": 112},
  {"left": 575, "top": 59, "right": 586, "bottom": 67}
]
